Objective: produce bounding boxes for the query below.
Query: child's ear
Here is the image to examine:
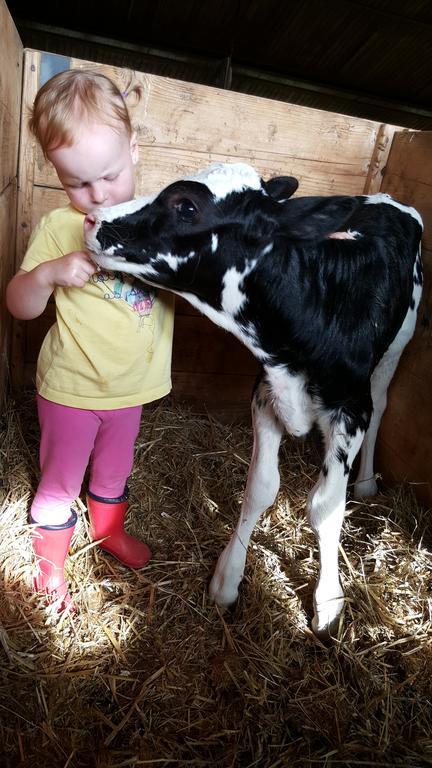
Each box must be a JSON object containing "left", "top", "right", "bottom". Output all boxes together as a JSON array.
[{"left": 130, "top": 132, "right": 139, "bottom": 165}]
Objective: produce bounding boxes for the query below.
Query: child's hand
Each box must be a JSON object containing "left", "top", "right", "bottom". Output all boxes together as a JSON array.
[
  {"left": 44, "top": 251, "right": 98, "bottom": 288},
  {"left": 6, "top": 252, "right": 99, "bottom": 320}
]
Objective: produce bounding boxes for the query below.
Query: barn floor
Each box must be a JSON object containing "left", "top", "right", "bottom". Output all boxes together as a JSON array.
[{"left": 0, "top": 392, "right": 431, "bottom": 768}]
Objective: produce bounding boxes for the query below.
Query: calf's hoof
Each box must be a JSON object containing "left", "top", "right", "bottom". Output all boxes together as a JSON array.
[
  {"left": 209, "top": 572, "right": 240, "bottom": 611},
  {"left": 312, "top": 594, "right": 344, "bottom": 641},
  {"left": 353, "top": 476, "right": 378, "bottom": 500}
]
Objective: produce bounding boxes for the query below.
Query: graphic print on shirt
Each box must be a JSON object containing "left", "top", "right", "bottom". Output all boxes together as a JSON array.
[{"left": 92, "top": 270, "right": 157, "bottom": 361}]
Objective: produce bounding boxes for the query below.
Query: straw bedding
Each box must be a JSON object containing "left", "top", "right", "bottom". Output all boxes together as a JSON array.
[{"left": 0, "top": 392, "right": 431, "bottom": 767}]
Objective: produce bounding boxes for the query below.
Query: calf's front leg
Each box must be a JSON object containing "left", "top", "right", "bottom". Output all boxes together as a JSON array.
[{"left": 209, "top": 388, "right": 284, "bottom": 608}]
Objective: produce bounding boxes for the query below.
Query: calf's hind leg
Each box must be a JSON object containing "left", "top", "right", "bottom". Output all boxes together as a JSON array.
[
  {"left": 209, "top": 384, "right": 284, "bottom": 608},
  {"left": 308, "top": 414, "right": 365, "bottom": 638},
  {"left": 354, "top": 297, "right": 420, "bottom": 500}
]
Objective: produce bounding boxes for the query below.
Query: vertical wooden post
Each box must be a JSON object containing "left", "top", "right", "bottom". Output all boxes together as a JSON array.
[
  {"left": 376, "top": 130, "right": 432, "bottom": 507},
  {"left": 10, "top": 49, "right": 41, "bottom": 390},
  {"left": 362, "top": 123, "right": 400, "bottom": 195},
  {"left": 0, "top": 0, "right": 23, "bottom": 403}
]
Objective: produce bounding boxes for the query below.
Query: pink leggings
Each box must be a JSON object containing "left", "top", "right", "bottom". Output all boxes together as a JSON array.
[{"left": 31, "top": 395, "right": 143, "bottom": 526}]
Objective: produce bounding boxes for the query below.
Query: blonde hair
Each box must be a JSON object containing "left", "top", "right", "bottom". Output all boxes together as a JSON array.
[{"left": 29, "top": 68, "right": 141, "bottom": 157}]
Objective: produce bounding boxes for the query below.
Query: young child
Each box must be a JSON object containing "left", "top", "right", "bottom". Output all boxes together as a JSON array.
[{"left": 6, "top": 69, "right": 175, "bottom": 609}]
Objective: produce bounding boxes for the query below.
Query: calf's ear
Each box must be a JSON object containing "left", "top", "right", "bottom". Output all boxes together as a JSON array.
[
  {"left": 264, "top": 176, "right": 299, "bottom": 200},
  {"left": 279, "top": 196, "right": 359, "bottom": 240}
]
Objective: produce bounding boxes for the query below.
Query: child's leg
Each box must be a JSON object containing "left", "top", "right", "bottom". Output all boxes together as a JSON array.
[
  {"left": 88, "top": 404, "right": 143, "bottom": 497},
  {"left": 31, "top": 395, "right": 100, "bottom": 525},
  {"left": 86, "top": 405, "right": 151, "bottom": 568},
  {"left": 31, "top": 396, "right": 101, "bottom": 607}
]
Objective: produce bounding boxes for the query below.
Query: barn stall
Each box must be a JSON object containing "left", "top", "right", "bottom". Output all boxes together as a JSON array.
[{"left": 1, "top": 1, "right": 432, "bottom": 765}]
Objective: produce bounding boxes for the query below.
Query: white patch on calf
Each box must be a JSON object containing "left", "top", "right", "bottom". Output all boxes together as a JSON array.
[
  {"left": 307, "top": 415, "right": 365, "bottom": 635},
  {"left": 209, "top": 398, "right": 284, "bottom": 609},
  {"left": 221, "top": 268, "right": 246, "bottom": 315},
  {"left": 265, "top": 364, "right": 314, "bottom": 437},
  {"left": 221, "top": 259, "right": 257, "bottom": 317},
  {"left": 184, "top": 162, "right": 262, "bottom": 200},
  {"left": 211, "top": 233, "right": 218, "bottom": 253},
  {"left": 154, "top": 251, "right": 195, "bottom": 272},
  {"left": 103, "top": 245, "right": 117, "bottom": 257},
  {"left": 365, "top": 193, "right": 424, "bottom": 229},
  {"left": 90, "top": 252, "right": 159, "bottom": 279},
  {"left": 93, "top": 193, "right": 157, "bottom": 224},
  {"left": 261, "top": 242, "right": 274, "bottom": 255}
]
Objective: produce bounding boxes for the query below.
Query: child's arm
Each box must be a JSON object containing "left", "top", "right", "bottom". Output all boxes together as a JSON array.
[{"left": 6, "top": 251, "right": 97, "bottom": 320}]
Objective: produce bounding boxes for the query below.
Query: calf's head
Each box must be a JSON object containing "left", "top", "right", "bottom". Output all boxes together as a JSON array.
[{"left": 85, "top": 162, "right": 358, "bottom": 286}]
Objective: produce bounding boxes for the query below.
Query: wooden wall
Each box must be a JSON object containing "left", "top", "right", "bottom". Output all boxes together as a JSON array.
[
  {"left": 13, "top": 50, "right": 397, "bottom": 418},
  {"left": 376, "top": 131, "right": 432, "bottom": 507},
  {"left": 0, "top": 2, "right": 22, "bottom": 404}
]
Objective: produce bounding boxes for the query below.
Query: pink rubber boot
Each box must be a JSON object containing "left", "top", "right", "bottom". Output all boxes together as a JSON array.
[{"left": 87, "top": 489, "right": 151, "bottom": 568}]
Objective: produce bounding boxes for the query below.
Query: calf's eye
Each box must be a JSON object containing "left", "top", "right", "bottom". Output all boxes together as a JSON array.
[{"left": 175, "top": 198, "right": 198, "bottom": 223}]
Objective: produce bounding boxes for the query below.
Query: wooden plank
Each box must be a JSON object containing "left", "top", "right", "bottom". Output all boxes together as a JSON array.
[
  {"left": 14, "top": 49, "right": 40, "bottom": 264},
  {"left": 11, "top": 49, "right": 40, "bottom": 389},
  {"left": 362, "top": 123, "right": 401, "bottom": 195},
  {"left": 172, "top": 315, "right": 258, "bottom": 376},
  {"left": 175, "top": 296, "right": 201, "bottom": 318},
  {"left": 172, "top": 371, "right": 254, "bottom": 419},
  {"left": 0, "top": 0, "right": 22, "bottom": 402},
  {"left": 377, "top": 131, "right": 432, "bottom": 507},
  {"left": 382, "top": 131, "right": 432, "bottom": 187},
  {"left": 30, "top": 186, "right": 69, "bottom": 230},
  {"left": 375, "top": 367, "right": 432, "bottom": 508},
  {"left": 34, "top": 143, "right": 378, "bottom": 199},
  {"left": 0, "top": 181, "right": 18, "bottom": 402},
  {"left": 0, "top": 0, "right": 22, "bottom": 195},
  {"left": 29, "top": 54, "right": 386, "bottom": 199}
]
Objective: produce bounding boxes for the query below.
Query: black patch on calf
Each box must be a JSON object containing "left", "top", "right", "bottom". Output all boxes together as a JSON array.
[
  {"left": 336, "top": 447, "right": 350, "bottom": 476},
  {"left": 252, "top": 370, "right": 269, "bottom": 411},
  {"left": 414, "top": 257, "right": 423, "bottom": 286}
]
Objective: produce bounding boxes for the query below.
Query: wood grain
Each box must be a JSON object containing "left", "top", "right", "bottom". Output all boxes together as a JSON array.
[
  {"left": 376, "top": 131, "right": 432, "bottom": 506},
  {"left": 0, "top": 2, "right": 22, "bottom": 401}
]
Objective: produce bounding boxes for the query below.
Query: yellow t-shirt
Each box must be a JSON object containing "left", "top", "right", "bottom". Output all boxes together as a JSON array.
[{"left": 21, "top": 205, "right": 175, "bottom": 409}]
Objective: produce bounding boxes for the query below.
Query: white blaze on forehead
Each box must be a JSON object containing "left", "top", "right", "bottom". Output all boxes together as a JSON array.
[
  {"left": 93, "top": 192, "right": 157, "bottom": 224},
  {"left": 184, "top": 162, "right": 262, "bottom": 200},
  {"left": 365, "top": 193, "right": 423, "bottom": 229}
]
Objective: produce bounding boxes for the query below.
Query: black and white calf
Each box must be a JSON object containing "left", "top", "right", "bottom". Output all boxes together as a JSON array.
[{"left": 85, "top": 162, "right": 423, "bottom": 637}]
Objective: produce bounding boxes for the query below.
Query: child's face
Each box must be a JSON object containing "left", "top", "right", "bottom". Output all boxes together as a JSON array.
[{"left": 48, "top": 123, "right": 138, "bottom": 214}]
